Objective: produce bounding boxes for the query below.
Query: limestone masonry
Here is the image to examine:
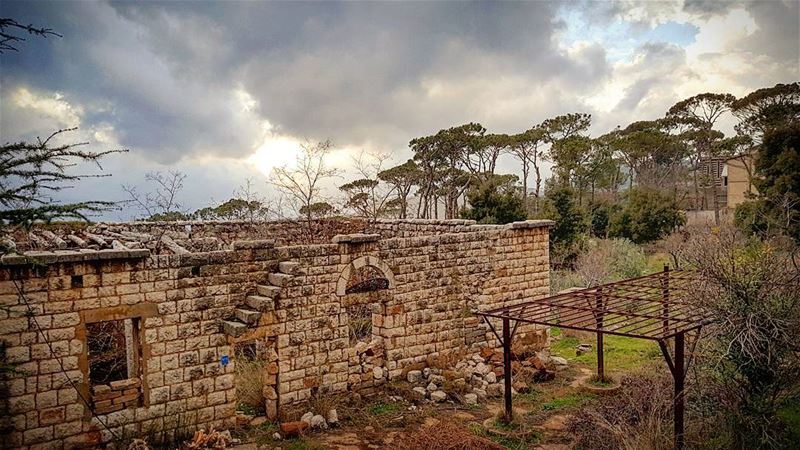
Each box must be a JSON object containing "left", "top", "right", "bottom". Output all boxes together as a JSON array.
[{"left": 0, "top": 218, "right": 552, "bottom": 449}]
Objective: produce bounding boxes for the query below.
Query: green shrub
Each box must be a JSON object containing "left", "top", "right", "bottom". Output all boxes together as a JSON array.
[
  {"left": 575, "top": 238, "right": 647, "bottom": 286},
  {"left": 538, "top": 185, "right": 588, "bottom": 264},
  {"left": 608, "top": 188, "right": 685, "bottom": 244}
]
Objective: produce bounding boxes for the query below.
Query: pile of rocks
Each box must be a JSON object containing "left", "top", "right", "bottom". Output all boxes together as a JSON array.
[
  {"left": 403, "top": 346, "right": 568, "bottom": 406},
  {"left": 405, "top": 368, "right": 451, "bottom": 403}
]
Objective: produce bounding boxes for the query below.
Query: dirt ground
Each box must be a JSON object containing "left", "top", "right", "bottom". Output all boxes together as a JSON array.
[{"left": 231, "top": 363, "right": 602, "bottom": 450}]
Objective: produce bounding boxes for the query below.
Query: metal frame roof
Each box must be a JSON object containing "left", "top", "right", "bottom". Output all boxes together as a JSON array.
[{"left": 477, "top": 269, "right": 713, "bottom": 342}]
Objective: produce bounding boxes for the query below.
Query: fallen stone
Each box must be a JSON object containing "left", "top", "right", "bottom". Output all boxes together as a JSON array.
[
  {"left": 473, "top": 388, "right": 487, "bottom": 401},
  {"left": 513, "top": 379, "right": 531, "bottom": 394},
  {"left": 486, "top": 383, "right": 503, "bottom": 397},
  {"left": 426, "top": 381, "right": 438, "bottom": 392},
  {"left": 249, "top": 416, "right": 268, "bottom": 427},
  {"left": 527, "top": 355, "right": 547, "bottom": 370},
  {"left": 464, "top": 393, "right": 478, "bottom": 405},
  {"left": 576, "top": 344, "right": 592, "bottom": 356},
  {"left": 355, "top": 342, "right": 368, "bottom": 354},
  {"left": 272, "top": 432, "right": 281, "bottom": 440},
  {"left": 407, "top": 370, "right": 423, "bottom": 383},
  {"left": 300, "top": 412, "right": 313, "bottom": 425},
  {"left": 430, "top": 390, "right": 447, "bottom": 402},
  {"left": 550, "top": 356, "right": 568, "bottom": 366},
  {"left": 429, "top": 374, "right": 445, "bottom": 385},
  {"left": 423, "top": 367, "right": 431, "bottom": 379},
  {"left": 485, "top": 372, "right": 497, "bottom": 384},
  {"left": 310, "top": 414, "right": 327, "bottom": 429},
  {"left": 411, "top": 386, "right": 427, "bottom": 400},
  {"left": 327, "top": 409, "right": 339, "bottom": 426},
  {"left": 373, "top": 366, "right": 384, "bottom": 379},
  {"left": 474, "top": 362, "right": 491, "bottom": 375},
  {"left": 280, "top": 421, "right": 308, "bottom": 437}
]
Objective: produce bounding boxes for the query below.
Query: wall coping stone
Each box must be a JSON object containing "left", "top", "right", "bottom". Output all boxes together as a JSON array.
[
  {"left": 232, "top": 239, "right": 276, "bottom": 250},
  {"left": 370, "top": 218, "right": 477, "bottom": 225},
  {"left": 0, "top": 248, "right": 151, "bottom": 265},
  {"left": 332, "top": 233, "right": 381, "bottom": 244},
  {"left": 509, "top": 220, "right": 555, "bottom": 229}
]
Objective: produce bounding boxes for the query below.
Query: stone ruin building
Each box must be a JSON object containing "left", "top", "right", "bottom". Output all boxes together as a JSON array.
[{"left": 0, "top": 217, "right": 552, "bottom": 449}]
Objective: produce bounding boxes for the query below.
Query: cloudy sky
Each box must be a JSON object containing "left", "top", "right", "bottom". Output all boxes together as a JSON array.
[{"left": 1, "top": 0, "right": 798, "bottom": 220}]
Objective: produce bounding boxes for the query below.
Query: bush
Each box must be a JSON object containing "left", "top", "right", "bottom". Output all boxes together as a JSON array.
[
  {"left": 589, "top": 201, "right": 621, "bottom": 238},
  {"left": 574, "top": 238, "right": 647, "bottom": 286},
  {"left": 685, "top": 227, "right": 800, "bottom": 449},
  {"left": 608, "top": 188, "right": 685, "bottom": 244},
  {"left": 538, "top": 185, "right": 588, "bottom": 264},
  {"left": 752, "top": 124, "right": 800, "bottom": 242},
  {"left": 567, "top": 369, "right": 675, "bottom": 450}
]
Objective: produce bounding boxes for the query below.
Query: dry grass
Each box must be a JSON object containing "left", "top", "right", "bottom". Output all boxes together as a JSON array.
[
  {"left": 567, "top": 367, "right": 674, "bottom": 450},
  {"left": 234, "top": 354, "right": 266, "bottom": 415},
  {"left": 396, "top": 420, "right": 505, "bottom": 450}
]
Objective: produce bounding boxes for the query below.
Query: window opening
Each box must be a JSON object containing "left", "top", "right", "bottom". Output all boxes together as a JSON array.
[{"left": 86, "top": 318, "right": 142, "bottom": 413}]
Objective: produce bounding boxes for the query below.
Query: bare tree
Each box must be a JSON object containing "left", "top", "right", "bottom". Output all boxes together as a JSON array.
[
  {"left": 268, "top": 140, "right": 340, "bottom": 223},
  {"left": 340, "top": 150, "right": 397, "bottom": 219},
  {"left": 122, "top": 170, "right": 187, "bottom": 221}
]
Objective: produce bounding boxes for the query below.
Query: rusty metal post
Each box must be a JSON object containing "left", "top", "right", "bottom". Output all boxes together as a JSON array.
[
  {"left": 596, "top": 289, "right": 605, "bottom": 381},
  {"left": 502, "top": 317, "right": 513, "bottom": 422},
  {"left": 662, "top": 265, "right": 670, "bottom": 336},
  {"left": 674, "top": 332, "right": 685, "bottom": 450}
]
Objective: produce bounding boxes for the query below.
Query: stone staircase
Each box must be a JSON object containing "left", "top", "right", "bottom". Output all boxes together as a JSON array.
[{"left": 220, "top": 261, "right": 301, "bottom": 337}]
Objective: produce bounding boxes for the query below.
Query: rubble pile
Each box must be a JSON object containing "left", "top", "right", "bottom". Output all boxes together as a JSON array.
[{"left": 403, "top": 345, "right": 568, "bottom": 406}]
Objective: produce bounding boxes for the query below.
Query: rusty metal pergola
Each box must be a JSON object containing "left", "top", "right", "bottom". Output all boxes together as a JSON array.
[{"left": 476, "top": 267, "right": 713, "bottom": 450}]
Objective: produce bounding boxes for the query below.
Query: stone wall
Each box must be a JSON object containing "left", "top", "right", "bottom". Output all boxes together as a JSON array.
[
  {"left": 0, "top": 218, "right": 552, "bottom": 449},
  {"left": 0, "top": 243, "right": 279, "bottom": 449},
  {"left": 272, "top": 220, "right": 551, "bottom": 406}
]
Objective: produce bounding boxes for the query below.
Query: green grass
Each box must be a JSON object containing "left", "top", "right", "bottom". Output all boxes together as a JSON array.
[
  {"left": 367, "top": 400, "right": 403, "bottom": 416},
  {"left": 550, "top": 328, "right": 661, "bottom": 372},
  {"left": 646, "top": 252, "right": 673, "bottom": 274},
  {"left": 515, "top": 389, "right": 541, "bottom": 404},
  {"left": 778, "top": 400, "right": 800, "bottom": 443},
  {"left": 540, "top": 393, "right": 596, "bottom": 411}
]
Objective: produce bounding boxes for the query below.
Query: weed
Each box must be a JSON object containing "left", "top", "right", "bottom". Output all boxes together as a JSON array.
[
  {"left": 541, "top": 393, "right": 596, "bottom": 411},
  {"left": 368, "top": 401, "right": 403, "bottom": 416}
]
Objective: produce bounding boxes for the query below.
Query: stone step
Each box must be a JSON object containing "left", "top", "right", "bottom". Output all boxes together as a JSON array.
[
  {"left": 268, "top": 272, "right": 293, "bottom": 287},
  {"left": 220, "top": 320, "right": 248, "bottom": 337},
  {"left": 278, "top": 261, "right": 302, "bottom": 275},
  {"left": 257, "top": 284, "right": 281, "bottom": 298},
  {"left": 235, "top": 308, "right": 261, "bottom": 325},
  {"left": 246, "top": 295, "right": 275, "bottom": 312}
]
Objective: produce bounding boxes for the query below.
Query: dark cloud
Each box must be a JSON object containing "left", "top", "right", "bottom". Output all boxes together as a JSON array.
[
  {"left": 0, "top": 0, "right": 796, "bottom": 216},
  {"left": 682, "top": 0, "right": 743, "bottom": 18},
  {"left": 2, "top": 1, "right": 610, "bottom": 161}
]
